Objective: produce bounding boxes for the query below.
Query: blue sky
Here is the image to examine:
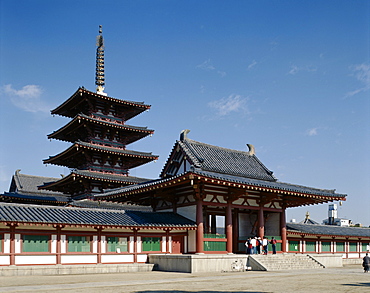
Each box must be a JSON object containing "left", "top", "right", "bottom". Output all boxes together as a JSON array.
[{"left": 0, "top": 1, "right": 369, "bottom": 226}]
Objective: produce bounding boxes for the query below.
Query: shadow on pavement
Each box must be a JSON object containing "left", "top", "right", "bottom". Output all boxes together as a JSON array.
[{"left": 342, "top": 282, "right": 370, "bottom": 287}]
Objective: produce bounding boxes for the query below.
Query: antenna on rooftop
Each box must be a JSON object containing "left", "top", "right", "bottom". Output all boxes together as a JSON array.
[{"left": 95, "top": 25, "right": 106, "bottom": 96}]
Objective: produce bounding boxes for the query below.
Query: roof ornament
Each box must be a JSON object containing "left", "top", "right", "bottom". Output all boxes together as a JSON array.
[
  {"left": 180, "top": 129, "right": 190, "bottom": 141},
  {"left": 246, "top": 144, "right": 255, "bottom": 156},
  {"left": 95, "top": 25, "right": 107, "bottom": 96}
]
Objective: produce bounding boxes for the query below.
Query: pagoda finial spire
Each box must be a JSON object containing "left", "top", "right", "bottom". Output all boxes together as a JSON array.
[{"left": 95, "top": 25, "right": 106, "bottom": 96}]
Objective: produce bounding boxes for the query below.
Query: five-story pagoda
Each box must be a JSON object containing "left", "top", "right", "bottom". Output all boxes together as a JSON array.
[{"left": 39, "top": 26, "right": 158, "bottom": 199}]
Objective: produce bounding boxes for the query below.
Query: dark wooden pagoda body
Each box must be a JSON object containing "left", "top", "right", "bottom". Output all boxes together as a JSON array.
[{"left": 39, "top": 87, "right": 158, "bottom": 198}]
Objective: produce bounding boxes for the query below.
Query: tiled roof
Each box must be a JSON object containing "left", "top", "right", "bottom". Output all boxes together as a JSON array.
[
  {"left": 95, "top": 169, "right": 347, "bottom": 200},
  {"left": 72, "top": 170, "right": 150, "bottom": 184},
  {"left": 38, "top": 170, "right": 151, "bottom": 193},
  {"left": 192, "top": 169, "right": 346, "bottom": 198},
  {"left": 51, "top": 88, "right": 151, "bottom": 120},
  {"left": 0, "top": 202, "right": 196, "bottom": 228},
  {"left": 70, "top": 199, "right": 152, "bottom": 211},
  {"left": 9, "top": 170, "right": 64, "bottom": 195},
  {"left": 162, "top": 137, "right": 276, "bottom": 182},
  {"left": 287, "top": 223, "right": 370, "bottom": 238},
  {"left": 48, "top": 114, "right": 154, "bottom": 140},
  {"left": 1, "top": 192, "right": 69, "bottom": 203},
  {"left": 44, "top": 141, "right": 158, "bottom": 167}
]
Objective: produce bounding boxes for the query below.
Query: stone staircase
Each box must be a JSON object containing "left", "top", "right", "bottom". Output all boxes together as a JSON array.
[{"left": 248, "top": 254, "right": 325, "bottom": 271}]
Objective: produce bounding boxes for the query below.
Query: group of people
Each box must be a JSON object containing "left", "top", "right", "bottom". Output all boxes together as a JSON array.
[{"left": 245, "top": 236, "right": 277, "bottom": 255}]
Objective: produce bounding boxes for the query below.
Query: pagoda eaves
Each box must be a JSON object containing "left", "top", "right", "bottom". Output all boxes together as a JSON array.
[
  {"left": 51, "top": 88, "right": 151, "bottom": 121},
  {"left": 47, "top": 114, "right": 154, "bottom": 146},
  {"left": 43, "top": 141, "right": 158, "bottom": 171}
]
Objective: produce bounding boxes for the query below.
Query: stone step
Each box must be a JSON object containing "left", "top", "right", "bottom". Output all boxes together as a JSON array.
[{"left": 248, "top": 254, "right": 324, "bottom": 271}]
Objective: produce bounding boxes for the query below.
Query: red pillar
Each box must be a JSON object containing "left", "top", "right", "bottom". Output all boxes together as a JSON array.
[
  {"left": 166, "top": 229, "right": 170, "bottom": 253},
  {"left": 280, "top": 208, "right": 287, "bottom": 252},
  {"left": 97, "top": 227, "right": 102, "bottom": 264},
  {"left": 56, "top": 226, "right": 62, "bottom": 265},
  {"left": 196, "top": 199, "right": 204, "bottom": 254},
  {"left": 9, "top": 225, "right": 15, "bottom": 266},
  {"left": 226, "top": 201, "right": 233, "bottom": 253},
  {"left": 258, "top": 205, "right": 264, "bottom": 239},
  {"left": 133, "top": 228, "right": 138, "bottom": 263}
]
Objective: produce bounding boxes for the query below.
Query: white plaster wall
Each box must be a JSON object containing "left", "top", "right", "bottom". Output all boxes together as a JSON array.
[
  {"left": 177, "top": 205, "right": 196, "bottom": 222},
  {"left": 137, "top": 236, "right": 142, "bottom": 253},
  {"left": 92, "top": 236, "right": 98, "bottom": 253},
  {"left": 51, "top": 235, "right": 57, "bottom": 253},
  {"left": 347, "top": 253, "right": 360, "bottom": 258},
  {"left": 15, "top": 255, "right": 56, "bottom": 265},
  {"left": 188, "top": 230, "right": 196, "bottom": 252},
  {"left": 161, "top": 236, "right": 166, "bottom": 252},
  {"left": 101, "top": 236, "right": 106, "bottom": 253},
  {"left": 184, "top": 236, "right": 188, "bottom": 253},
  {"left": 61, "top": 235, "right": 66, "bottom": 253},
  {"left": 169, "top": 236, "right": 172, "bottom": 253},
  {"left": 0, "top": 255, "right": 10, "bottom": 265},
  {"left": 3, "top": 233, "right": 10, "bottom": 253},
  {"left": 129, "top": 236, "right": 134, "bottom": 253},
  {"left": 15, "top": 234, "right": 21, "bottom": 253},
  {"left": 137, "top": 254, "right": 148, "bottom": 263},
  {"left": 61, "top": 255, "right": 97, "bottom": 264},
  {"left": 101, "top": 254, "right": 134, "bottom": 263}
]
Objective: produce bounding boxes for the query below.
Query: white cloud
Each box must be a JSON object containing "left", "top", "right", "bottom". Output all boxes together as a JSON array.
[
  {"left": 2, "top": 84, "right": 50, "bottom": 113},
  {"left": 208, "top": 94, "right": 248, "bottom": 116},
  {"left": 307, "top": 128, "right": 318, "bottom": 136},
  {"left": 247, "top": 60, "right": 257, "bottom": 70},
  {"left": 196, "top": 59, "right": 226, "bottom": 77},
  {"left": 196, "top": 59, "right": 215, "bottom": 71},
  {"left": 288, "top": 64, "right": 317, "bottom": 75},
  {"left": 346, "top": 63, "right": 370, "bottom": 97}
]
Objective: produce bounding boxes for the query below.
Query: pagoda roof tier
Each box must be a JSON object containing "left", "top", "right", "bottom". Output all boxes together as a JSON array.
[
  {"left": 95, "top": 169, "right": 347, "bottom": 208},
  {"left": 51, "top": 87, "right": 151, "bottom": 120},
  {"left": 38, "top": 170, "right": 150, "bottom": 197},
  {"left": 47, "top": 114, "right": 154, "bottom": 145},
  {"left": 43, "top": 141, "right": 158, "bottom": 169}
]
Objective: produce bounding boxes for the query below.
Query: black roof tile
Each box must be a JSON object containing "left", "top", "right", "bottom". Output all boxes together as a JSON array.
[
  {"left": 0, "top": 202, "right": 196, "bottom": 228},
  {"left": 287, "top": 223, "right": 370, "bottom": 238}
]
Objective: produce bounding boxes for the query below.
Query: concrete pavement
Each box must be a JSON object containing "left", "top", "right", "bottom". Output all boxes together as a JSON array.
[{"left": 0, "top": 265, "right": 369, "bottom": 292}]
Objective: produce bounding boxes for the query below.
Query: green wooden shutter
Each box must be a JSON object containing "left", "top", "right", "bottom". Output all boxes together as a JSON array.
[
  {"left": 142, "top": 237, "right": 160, "bottom": 251},
  {"left": 107, "top": 237, "right": 128, "bottom": 252},
  {"left": 23, "top": 235, "right": 49, "bottom": 252},
  {"left": 321, "top": 241, "right": 331, "bottom": 252},
  {"left": 68, "top": 236, "right": 90, "bottom": 252},
  {"left": 289, "top": 240, "right": 299, "bottom": 252},
  {"left": 349, "top": 242, "right": 357, "bottom": 252},
  {"left": 306, "top": 241, "right": 316, "bottom": 252},
  {"left": 336, "top": 242, "right": 345, "bottom": 252}
]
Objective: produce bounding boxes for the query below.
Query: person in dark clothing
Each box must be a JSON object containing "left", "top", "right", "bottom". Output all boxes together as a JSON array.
[
  {"left": 270, "top": 237, "right": 277, "bottom": 254},
  {"left": 363, "top": 253, "right": 370, "bottom": 273}
]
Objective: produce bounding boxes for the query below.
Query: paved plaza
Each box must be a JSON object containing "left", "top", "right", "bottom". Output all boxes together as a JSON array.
[{"left": 0, "top": 265, "right": 369, "bottom": 293}]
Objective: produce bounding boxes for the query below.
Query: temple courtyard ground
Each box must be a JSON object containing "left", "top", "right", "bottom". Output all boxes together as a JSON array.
[{"left": 0, "top": 264, "right": 369, "bottom": 293}]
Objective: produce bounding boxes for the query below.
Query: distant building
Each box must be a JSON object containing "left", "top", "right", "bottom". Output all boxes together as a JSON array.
[{"left": 322, "top": 204, "right": 352, "bottom": 227}]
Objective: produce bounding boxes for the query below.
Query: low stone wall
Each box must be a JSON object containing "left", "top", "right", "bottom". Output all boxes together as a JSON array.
[
  {"left": 0, "top": 263, "right": 154, "bottom": 276},
  {"left": 308, "top": 254, "right": 343, "bottom": 267},
  {"left": 343, "top": 258, "right": 362, "bottom": 265},
  {"left": 149, "top": 254, "right": 248, "bottom": 273}
]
